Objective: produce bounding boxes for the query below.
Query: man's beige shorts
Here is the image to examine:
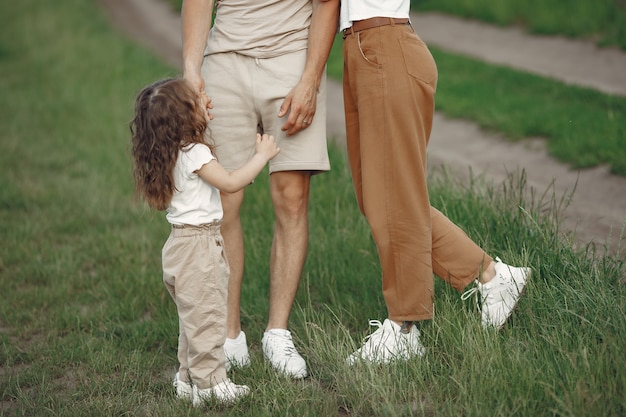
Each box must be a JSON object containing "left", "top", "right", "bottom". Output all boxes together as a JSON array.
[{"left": 202, "top": 49, "right": 330, "bottom": 173}]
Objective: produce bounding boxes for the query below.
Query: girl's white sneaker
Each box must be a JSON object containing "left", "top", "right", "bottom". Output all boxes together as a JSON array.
[{"left": 192, "top": 378, "right": 250, "bottom": 406}]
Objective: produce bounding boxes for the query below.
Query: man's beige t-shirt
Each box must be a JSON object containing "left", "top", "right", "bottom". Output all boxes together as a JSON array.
[{"left": 206, "top": 0, "right": 312, "bottom": 58}]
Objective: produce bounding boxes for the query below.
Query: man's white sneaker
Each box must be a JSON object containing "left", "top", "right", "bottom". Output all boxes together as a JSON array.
[
  {"left": 192, "top": 379, "right": 250, "bottom": 406},
  {"left": 477, "top": 257, "right": 531, "bottom": 329},
  {"left": 173, "top": 372, "right": 192, "bottom": 401},
  {"left": 347, "top": 319, "right": 426, "bottom": 365},
  {"left": 224, "top": 331, "right": 251, "bottom": 372},
  {"left": 262, "top": 329, "right": 308, "bottom": 379}
]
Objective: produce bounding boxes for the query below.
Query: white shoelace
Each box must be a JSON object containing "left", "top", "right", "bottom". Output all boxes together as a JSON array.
[
  {"left": 461, "top": 256, "right": 506, "bottom": 308},
  {"left": 270, "top": 332, "right": 298, "bottom": 355},
  {"left": 366, "top": 319, "right": 384, "bottom": 333},
  {"left": 461, "top": 284, "right": 481, "bottom": 310},
  {"left": 358, "top": 320, "right": 386, "bottom": 350}
]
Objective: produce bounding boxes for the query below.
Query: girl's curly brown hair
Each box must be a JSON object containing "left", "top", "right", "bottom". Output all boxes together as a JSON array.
[{"left": 130, "top": 78, "right": 211, "bottom": 211}]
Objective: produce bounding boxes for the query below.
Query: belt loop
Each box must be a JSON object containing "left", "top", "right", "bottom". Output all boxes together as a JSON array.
[
  {"left": 389, "top": 17, "right": 395, "bottom": 27},
  {"left": 343, "top": 25, "right": 354, "bottom": 40}
]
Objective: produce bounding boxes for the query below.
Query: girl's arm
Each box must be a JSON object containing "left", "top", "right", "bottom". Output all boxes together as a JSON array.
[{"left": 196, "top": 134, "right": 280, "bottom": 193}]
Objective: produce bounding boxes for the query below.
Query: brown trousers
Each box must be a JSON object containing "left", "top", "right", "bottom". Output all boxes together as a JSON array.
[
  {"left": 162, "top": 223, "right": 229, "bottom": 389},
  {"left": 343, "top": 22, "right": 492, "bottom": 321}
]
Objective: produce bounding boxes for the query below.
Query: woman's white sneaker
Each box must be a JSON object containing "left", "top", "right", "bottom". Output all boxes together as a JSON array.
[
  {"left": 478, "top": 257, "right": 531, "bottom": 329},
  {"left": 347, "top": 319, "right": 426, "bottom": 365}
]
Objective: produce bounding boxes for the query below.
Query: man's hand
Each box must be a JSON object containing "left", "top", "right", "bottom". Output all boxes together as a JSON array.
[
  {"left": 184, "top": 71, "right": 213, "bottom": 120},
  {"left": 184, "top": 70, "right": 205, "bottom": 94},
  {"left": 278, "top": 79, "right": 318, "bottom": 136}
]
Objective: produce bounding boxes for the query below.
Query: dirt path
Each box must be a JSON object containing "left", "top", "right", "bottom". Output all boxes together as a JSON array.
[
  {"left": 411, "top": 12, "right": 626, "bottom": 97},
  {"left": 99, "top": 0, "right": 626, "bottom": 255}
]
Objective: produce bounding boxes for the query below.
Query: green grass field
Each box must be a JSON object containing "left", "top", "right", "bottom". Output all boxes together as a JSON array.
[
  {"left": 1, "top": 1, "right": 625, "bottom": 416},
  {"left": 412, "top": 0, "right": 626, "bottom": 50}
]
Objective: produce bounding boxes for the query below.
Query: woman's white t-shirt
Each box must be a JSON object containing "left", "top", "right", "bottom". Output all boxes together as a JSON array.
[
  {"left": 340, "top": 0, "right": 409, "bottom": 31},
  {"left": 166, "top": 143, "right": 223, "bottom": 226}
]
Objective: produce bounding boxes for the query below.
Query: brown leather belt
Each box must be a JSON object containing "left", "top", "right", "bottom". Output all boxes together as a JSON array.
[{"left": 343, "top": 17, "right": 410, "bottom": 37}]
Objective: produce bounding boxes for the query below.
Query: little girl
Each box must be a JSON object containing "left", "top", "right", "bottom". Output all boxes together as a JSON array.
[{"left": 130, "top": 78, "right": 279, "bottom": 405}]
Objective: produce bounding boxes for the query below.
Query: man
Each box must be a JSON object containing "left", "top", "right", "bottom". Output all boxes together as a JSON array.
[
  {"left": 340, "top": 0, "right": 532, "bottom": 364},
  {"left": 181, "top": 0, "right": 338, "bottom": 378}
]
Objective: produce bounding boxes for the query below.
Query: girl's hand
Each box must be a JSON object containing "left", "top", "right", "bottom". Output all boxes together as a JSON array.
[{"left": 255, "top": 133, "right": 280, "bottom": 161}]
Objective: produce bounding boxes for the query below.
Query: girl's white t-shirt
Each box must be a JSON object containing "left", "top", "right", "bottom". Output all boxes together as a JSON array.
[
  {"left": 340, "top": 0, "right": 409, "bottom": 31},
  {"left": 166, "top": 143, "right": 223, "bottom": 226}
]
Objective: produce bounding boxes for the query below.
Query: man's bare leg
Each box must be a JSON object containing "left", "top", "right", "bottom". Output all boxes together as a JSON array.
[
  {"left": 260, "top": 170, "right": 311, "bottom": 378},
  {"left": 220, "top": 189, "right": 245, "bottom": 339},
  {"left": 267, "top": 171, "right": 311, "bottom": 330}
]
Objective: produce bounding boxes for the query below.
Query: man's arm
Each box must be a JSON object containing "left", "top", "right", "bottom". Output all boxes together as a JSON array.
[
  {"left": 181, "top": 0, "right": 214, "bottom": 93},
  {"left": 279, "top": 0, "right": 340, "bottom": 136}
]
